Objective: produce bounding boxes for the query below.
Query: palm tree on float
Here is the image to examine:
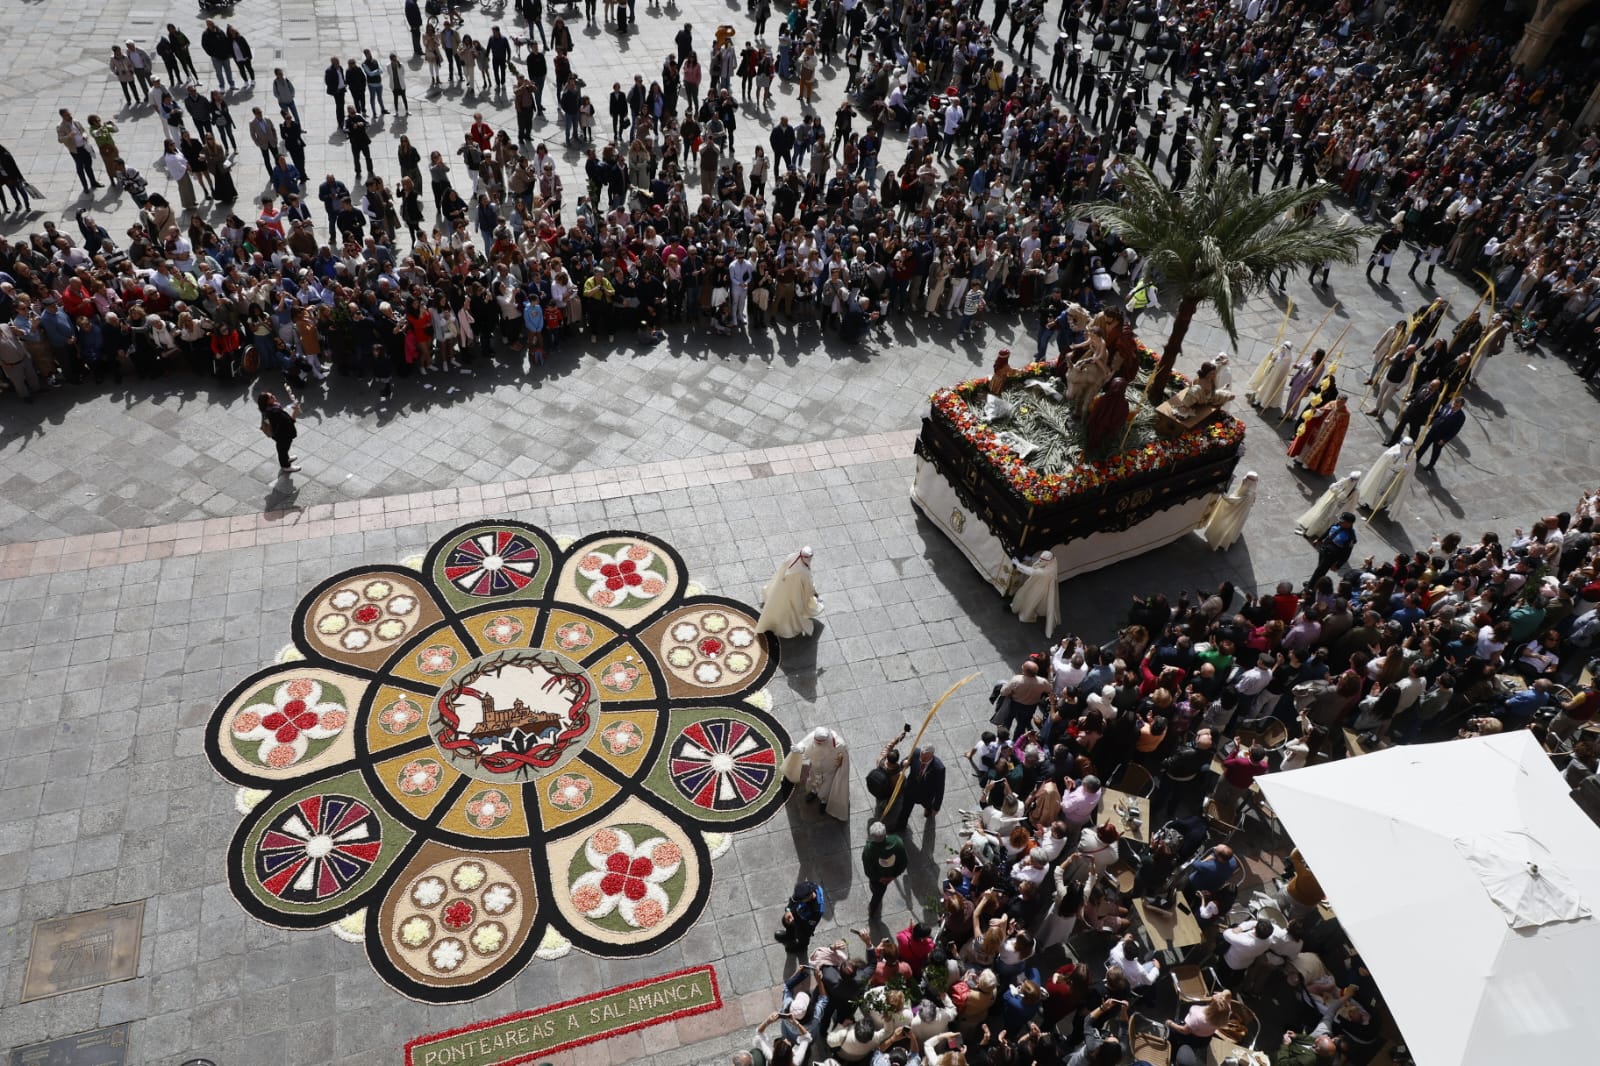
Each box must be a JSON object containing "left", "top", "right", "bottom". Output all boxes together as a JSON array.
[{"left": 1082, "top": 128, "right": 1369, "bottom": 393}]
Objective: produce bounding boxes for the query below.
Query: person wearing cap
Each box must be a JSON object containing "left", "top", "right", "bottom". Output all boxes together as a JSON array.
[
  {"left": 1310, "top": 512, "right": 1358, "bottom": 588},
  {"left": 781, "top": 725, "right": 851, "bottom": 820},
  {"left": 755, "top": 546, "right": 823, "bottom": 638},
  {"left": 1010, "top": 549, "right": 1060, "bottom": 634}
]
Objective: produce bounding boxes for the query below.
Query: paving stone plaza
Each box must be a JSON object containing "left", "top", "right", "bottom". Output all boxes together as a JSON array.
[{"left": 1, "top": 2, "right": 1598, "bottom": 1065}]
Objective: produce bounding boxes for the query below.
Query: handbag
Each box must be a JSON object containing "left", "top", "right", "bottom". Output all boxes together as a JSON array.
[
  {"left": 989, "top": 694, "right": 1014, "bottom": 727},
  {"left": 24, "top": 182, "right": 43, "bottom": 199}
]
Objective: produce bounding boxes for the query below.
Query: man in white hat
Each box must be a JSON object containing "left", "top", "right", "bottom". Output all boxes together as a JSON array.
[
  {"left": 755, "top": 546, "right": 823, "bottom": 638},
  {"left": 1009, "top": 551, "right": 1060, "bottom": 635},
  {"left": 782, "top": 725, "right": 851, "bottom": 820}
]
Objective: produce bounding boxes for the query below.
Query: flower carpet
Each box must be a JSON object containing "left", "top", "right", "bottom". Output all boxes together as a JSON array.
[{"left": 205, "top": 522, "right": 792, "bottom": 1003}]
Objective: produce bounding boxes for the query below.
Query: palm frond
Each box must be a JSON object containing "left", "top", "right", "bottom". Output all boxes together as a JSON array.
[{"left": 1085, "top": 133, "right": 1372, "bottom": 351}]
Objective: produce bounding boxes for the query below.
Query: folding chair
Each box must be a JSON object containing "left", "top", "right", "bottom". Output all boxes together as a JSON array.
[
  {"left": 1130, "top": 1014, "right": 1173, "bottom": 1066},
  {"left": 1204, "top": 797, "right": 1245, "bottom": 848},
  {"left": 1058, "top": 852, "right": 1094, "bottom": 890},
  {"left": 1217, "top": 1001, "right": 1260, "bottom": 1050},
  {"left": 1258, "top": 719, "right": 1289, "bottom": 749},
  {"left": 1169, "top": 963, "right": 1214, "bottom": 1004},
  {"left": 1113, "top": 762, "right": 1155, "bottom": 797}
]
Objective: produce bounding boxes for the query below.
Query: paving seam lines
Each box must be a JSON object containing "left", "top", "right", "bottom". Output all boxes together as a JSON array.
[{"left": 0, "top": 429, "right": 919, "bottom": 577}]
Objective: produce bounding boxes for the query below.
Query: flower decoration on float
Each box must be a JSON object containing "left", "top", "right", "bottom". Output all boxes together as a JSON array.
[{"left": 928, "top": 344, "right": 1245, "bottom": 505}]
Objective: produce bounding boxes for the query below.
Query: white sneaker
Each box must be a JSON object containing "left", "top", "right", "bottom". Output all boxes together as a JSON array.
[{"left": 280, "top": 465, "right": 300, "bottom": 473}]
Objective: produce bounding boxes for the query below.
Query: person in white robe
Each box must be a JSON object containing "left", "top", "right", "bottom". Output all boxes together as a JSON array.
[
  {"left": 1359, "top": 437, "right": 1416, "bottom": 517},
  {"left": 781, "top": 726, "right": 851, "bottom": 820},
  {"left": 1010, "top": 550, "right": 1061, "bottom": 635},
  {"left": 755, "top": 546, "right": 823, "bottom": 638},
  {"left": 1245, "top": 342, "right": 1294, "bottom": 410},
  {"left": 1296, "top": 470, "right": 1361, "bottom": 535},
  {"left": 1200, "top": 471, "right": 1258, "bottom": 550}
]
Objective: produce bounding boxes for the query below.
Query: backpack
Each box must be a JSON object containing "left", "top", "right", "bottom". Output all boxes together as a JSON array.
[{"left": 865, "top": 765, "right": 901, "bottom": 801}]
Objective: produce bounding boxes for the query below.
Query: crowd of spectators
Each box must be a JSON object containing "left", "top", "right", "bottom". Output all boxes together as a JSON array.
[
  {"left": 741, "top": 488, "right": 1600, "bottom": 1066},
  {"left": 6, "top": 0, "right": 1600, "bottom": 406}
]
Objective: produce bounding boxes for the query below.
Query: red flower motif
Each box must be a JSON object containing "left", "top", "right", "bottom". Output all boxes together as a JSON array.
[
  {"left": 618, "top": 560, "right": 636, "bottom": 575},
  {"left": 623, "top": 571, "right": 642, "bottom": 587},
  {"left": 354, "top": 604, "right": 382, "bottom": 625},
  {"left": 262, "top": 700, "right": 319, "bottom": 743},
  {"left": 599, "top": 852, "right": 654, "bottom": 901},
  {"left": 698, "top": 637, "right": 724, "bottom": 657},
  {"left": 441, "top": 899, "right": 475, "bottom": 930},
  {"left": 606, "top": 576, "right": 625, "bottom": 590},
  {"left": 600, "top": 563, "right": 620, "bottom": 578}
]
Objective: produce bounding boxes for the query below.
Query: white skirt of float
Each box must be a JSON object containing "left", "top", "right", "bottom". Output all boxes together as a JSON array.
[{"left": 910, "top": 455, "right": 1222, "bottom": 592}]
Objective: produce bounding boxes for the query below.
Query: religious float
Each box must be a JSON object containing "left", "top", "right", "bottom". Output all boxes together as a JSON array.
[{"left": 912, "top": 325, "right": 1245, "bottom": 591}]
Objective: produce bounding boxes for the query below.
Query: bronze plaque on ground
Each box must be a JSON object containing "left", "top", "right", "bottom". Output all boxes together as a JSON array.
[
  {"left": 7, "top": 1023, "right": 131, "bottom": 1066},
  {"left": 20, "top": 902, "right": 145, "bottom": 1002}
]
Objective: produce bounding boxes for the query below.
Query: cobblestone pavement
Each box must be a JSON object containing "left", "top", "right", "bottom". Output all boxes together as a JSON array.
[{"left": 1, "top": 2, "right": 1597, "bottom": 1066}]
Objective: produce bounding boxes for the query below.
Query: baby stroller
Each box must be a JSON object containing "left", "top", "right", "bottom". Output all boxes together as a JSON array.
[
  {"left": 773, "top": 880, "right": 826, "bottom": 951},
  {"left": 117, "top": 166, "right": 150, "bottom": 207}
]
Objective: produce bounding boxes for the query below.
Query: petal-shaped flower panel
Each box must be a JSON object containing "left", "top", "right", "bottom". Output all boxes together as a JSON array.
[
  {"left": 370, "top": 840, "right": 541, "bottom": 1001},
  {"left": 545, "top": 797, "right": 708, "bottom": 958},
  {"left": 295, "top": 569, "right": 447, "bottom": 670},
  {"left": 208, "top": 666, "right": 368, "bottom": 787},
  {"left": 227, "top": 770, "right": 413, "bottom": 928},
  {"left": 639, "top": 599, "right": 778, "bottom": 701},
  {"left": 426, "top": 523, "right": 555, "bottom": 612},
  {"left": 643, "top": 707, "right": 791, "bottom": 831}
]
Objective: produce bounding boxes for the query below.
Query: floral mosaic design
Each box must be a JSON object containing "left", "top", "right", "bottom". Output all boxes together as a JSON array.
[
  {"left": 205, "top": 523, "right": 791, "bottom": 1003},
  {"left": 228, "top": 677, "right": 351, "bottom": 770}
]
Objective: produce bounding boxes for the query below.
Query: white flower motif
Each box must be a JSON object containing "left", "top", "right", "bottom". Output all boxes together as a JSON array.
[
  {"left": 671, "top": 622, "right": 699, "bottom": 642},
  {"left": 375, "top": 618, "right": 407, "bottom": 640},
  {"left": 452, "top": 862, "right": 486, "bottom": 892},
  {"left": 411, "top": 877, "right": 447, "bottom": 908},
  {"left": 400, "top": 916, "right": 434, "bottom": 947},
  {"left": 364, "top": 581, "right": 393, "bottom": 600},
  {"left": 701, "top": 613, "right": 729, "bottom": 633},
  {"left": 728, "top": 627, "right": 755, "bottom": 648},
  {"left": 430, "top": 938, "right": 465, "bottom": 972},
  {"left": 341, "top": 629, "right": 371, "bottom": 651},
  {"left": 483, "top": 884, "right": 516, "bottom": 915},
  {"left": 387, "top": 595, "right": 417, "bottom": 616},
  {"left": 667, "top": 647, "right": 696, "bottom": 667},
  {"left": 694, "top": 662, "right": 723, "bottom": 685},
  {"left": 330, "top": 589, "right": 360, "bottom": 610},
  {"left": 471, "top": 923, "right": 506, "bottom": 954},
  {"left": 317, "top": 614, "right": 349, "bottom": 635}
]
